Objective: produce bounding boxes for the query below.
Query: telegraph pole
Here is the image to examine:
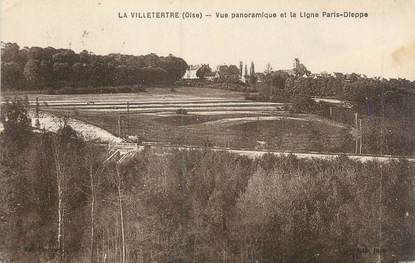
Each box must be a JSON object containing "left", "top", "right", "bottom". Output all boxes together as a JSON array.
[
  {"left": 118, "top": 113, "right": 121, "bottom": 137},
  {"left": 35, "top": 97, "right": 40, "bottom": 128},
  {"left": 354, "top": 113, "right": 358, "bottom": 154},
  {"left": 35, "top": 97, "right": 39, "bottom": 118},
  {"left": 126, "top": 102, "right": 130, "bottom": 136},
  {"left": 359, "top": 119, "right": 363, "bottom": 154}
]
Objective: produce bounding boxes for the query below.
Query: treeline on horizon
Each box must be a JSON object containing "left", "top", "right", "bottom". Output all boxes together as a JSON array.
[
  {"left": 1, "top": 98, "right": 415, "bottom": 263},
  {"left": 1, "top": 42, "right": 188, "bottom": 91},
  {"left": 259, "top": 70, "right": 415, "bottom": 118}
]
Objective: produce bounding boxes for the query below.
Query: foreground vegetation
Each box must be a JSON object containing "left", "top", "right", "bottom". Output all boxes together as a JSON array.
[{"left": 1, "top": 99, "right": 414, "bottom": 263}]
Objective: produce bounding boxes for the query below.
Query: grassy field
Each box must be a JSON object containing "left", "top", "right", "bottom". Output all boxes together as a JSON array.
[{"left": 24, "top": 86, "right": 355, "bottom": 153}]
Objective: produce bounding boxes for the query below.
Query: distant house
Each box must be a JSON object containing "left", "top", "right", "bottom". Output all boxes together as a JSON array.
[
  {"left": 183, "top": 65, "right": 202, "bottom": 80},
  {"left": 280, "top": 69, "right": 296, "bottom": 76},
  {"left": 205, "top": 71, "right": 219, "bottom": 81},
  {"left": 240, "top": 74, "right": 247, "bottom": 83}
]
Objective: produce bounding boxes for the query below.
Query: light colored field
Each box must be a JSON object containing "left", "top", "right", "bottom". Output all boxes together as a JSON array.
[
  {"left": 30, "top": 111, "right": 122, "bottom": 143},
  {"left": 35, "top": 102, "right": 284, "bottom": 107},
  {"left": 82, "top": 106, "right": 282, "bottom": 113},
  {"left": 21, "top": 86, "right": 288, "bottom": 115},
  {"left": 20, "top": 86, "right": 245, "bottom": 102}
]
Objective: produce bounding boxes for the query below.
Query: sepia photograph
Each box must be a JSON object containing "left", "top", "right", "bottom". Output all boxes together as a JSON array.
[{"left": 1, "top": 0, "right": 415, "bottom": 262}]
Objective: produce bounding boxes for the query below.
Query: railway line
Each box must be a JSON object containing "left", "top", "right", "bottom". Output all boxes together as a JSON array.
[{"left": 105, "top": 141, "right": 415, "bottom": 163}]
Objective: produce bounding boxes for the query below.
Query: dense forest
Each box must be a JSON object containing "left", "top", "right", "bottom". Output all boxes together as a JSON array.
[
  {"left": 1, "top": 98, "right": 414, "bottom": 263},
  {"left": 1, "top": 42, "right": 188, "bottom": 91}
]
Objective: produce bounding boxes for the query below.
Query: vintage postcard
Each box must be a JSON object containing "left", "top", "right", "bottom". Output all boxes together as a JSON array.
[{"left": 1, "top": 0, "right": 414, "bottom": 262}]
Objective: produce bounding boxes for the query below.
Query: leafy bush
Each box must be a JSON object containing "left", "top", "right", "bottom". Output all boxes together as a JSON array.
[
  {"left": 290, "top": 96, "right": 321, "bottom": 114},
  {"left": 176, "top": 108, "right": 188, "bottom": 115},
  {"left": 244, "top": 93, "right": 268, "bottom": 101}
]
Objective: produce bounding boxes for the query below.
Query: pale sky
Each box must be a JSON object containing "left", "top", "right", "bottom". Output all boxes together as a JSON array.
[{"left": 2, "top": 0, "right": 415, "bottom": 80}]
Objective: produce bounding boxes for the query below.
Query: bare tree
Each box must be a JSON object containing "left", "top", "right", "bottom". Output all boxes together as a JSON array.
[
  {"left": 116, "top": 164, "right": 126, "bottom": 263},
  {"left": 85, "top": 143, "right": 106, "bottom": 263},
  {"left": 89, "top": 162, "right": 95, "bottom": 263},
  {"left": 264, "top": 63, "right": 273, "bottom": 75},
  {"left": 52, "top": 126, "right": 67, "bottom": 261},
  {"left": 51, "top": 118, "right": 80, "bottom": 262},
  {"left": 103, "top": 150, "right": 136, "bottom": 263}
]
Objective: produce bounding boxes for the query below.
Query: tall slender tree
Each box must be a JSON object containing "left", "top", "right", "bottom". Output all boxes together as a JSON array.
[
  {"left": 265, "top": 63, "right": 272, "bottom": 75},
  {"left": 239, "top": 61, "right": 243, "bottom": 76}
]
